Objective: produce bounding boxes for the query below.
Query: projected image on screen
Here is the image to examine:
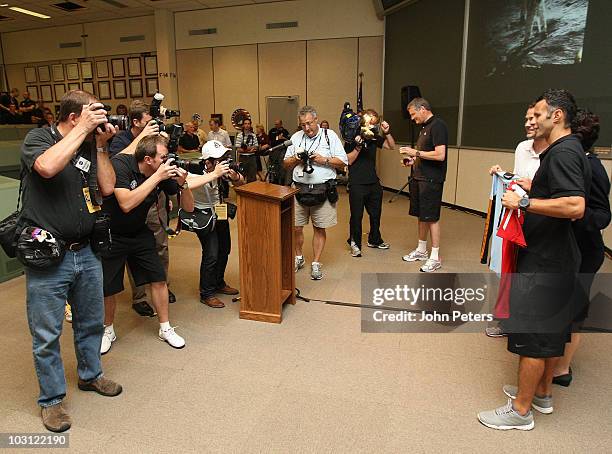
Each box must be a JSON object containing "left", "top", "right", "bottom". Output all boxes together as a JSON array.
[{"left": 485, "top": 0, "right": 589, "bottom": 76}]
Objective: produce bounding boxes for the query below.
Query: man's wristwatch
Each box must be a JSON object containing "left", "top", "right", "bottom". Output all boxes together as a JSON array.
[
  {"left": 325, "top": 157, "right": 330, "bottom": 166},
  {"left": 518, "top": 195, "right": 530, "bottom": 211},
  {"left": 179, "top": 180, "right": 189, "bottom": 190},
  {"left": 96, "top": 147, "right": 108, "bottom": 153},
  {"left": 415, "top": 150, "right": 421, "bottom": 158}
]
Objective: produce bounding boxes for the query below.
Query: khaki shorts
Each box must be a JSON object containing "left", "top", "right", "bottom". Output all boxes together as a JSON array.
[{"left": 295, "top": 199, "right": 337, "bottom": 228}]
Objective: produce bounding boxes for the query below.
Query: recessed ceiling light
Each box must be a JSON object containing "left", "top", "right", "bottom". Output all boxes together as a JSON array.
[
  {"left": 0, "top": 4, "right": 9, "bottom": 7},
  {"left": 9, "top": 6, "right": 51, "bottom": 19}
]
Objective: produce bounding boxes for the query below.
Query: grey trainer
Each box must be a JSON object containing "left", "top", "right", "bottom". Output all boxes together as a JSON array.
[
  {"left": 402, "top": 249, "right": 429, "bottom": 262},
  {"left": 295, "top": 256, "right": 305, "bottom": 272},
  {"left": 420, "top": 258, "right": 442, "bottom": 273},
  {"left": 503, "top": 385, "right": 553, "bottom": 414},
  {"left": 350, "top": 241, "right": 362, "bottom": 257},
  {"left": 311, "top": 262, "right": 323, "bottom": 280},
  {"left": 477, "top": 399, "right": 534, "bottom": 431}
]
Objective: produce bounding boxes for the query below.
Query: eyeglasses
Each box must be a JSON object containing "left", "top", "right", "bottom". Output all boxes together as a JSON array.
[
  {"left": 159, "top": 153, "right": 169, "bottom": 161},
  {"left": 300, "top": 120, "right": 317, "bottom": 128}
]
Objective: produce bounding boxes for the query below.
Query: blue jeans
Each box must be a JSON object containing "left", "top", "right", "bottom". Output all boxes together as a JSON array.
[{"left": 26, "top": 245, "right": 104, "bottom": 407}]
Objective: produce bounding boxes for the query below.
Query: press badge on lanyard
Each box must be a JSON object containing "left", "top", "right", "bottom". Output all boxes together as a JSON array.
[
  {"left": 83, "top": 187, "right": 101, "bottom": 213},
  {"left": 214, "top": 203, "right": 228, "bottom": 220}
]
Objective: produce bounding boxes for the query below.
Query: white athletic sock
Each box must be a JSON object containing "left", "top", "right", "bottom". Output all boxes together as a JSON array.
[
  {"left": 417, "top": 240, "right": 428, "bottom": 254},
  {"left": 160, "top": 321, "right": 171, "bottom": 331},
  {"left": 296, "top": 255, "right": 303, "bottom": 260},
  {"left": 430, "top": 247, "right": 440, "bottom": 261}
]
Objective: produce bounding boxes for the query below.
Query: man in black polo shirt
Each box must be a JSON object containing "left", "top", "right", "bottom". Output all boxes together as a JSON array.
[
  {"left": 20, "top": 90, "right": 122, "bottom": 432},
  {"left": 269, "top": 119, "right": 291, "bottom": 185},
  {"left": 478, "top": 89, "right": 590, "bottom": 431},
  {"left": 178, "top": 121, "right": 201, "bottom": 153},
  {"left": 399, "top": 98, "right": 448, "bottom": 272},
  {"left": 19, "top": 90, "right": 36, "bottom": 124},
  {"left": 109, "top": 99, "right": 158, "bottom": 156},
  {"left": 345, "top": 109, "right": 396, "bottom": 257},
  {"left": 110, "top": 99, "right": 175, "bottom": 315},
  {"left": 101, "top": 135, "right": 194, "bottom": 354}
]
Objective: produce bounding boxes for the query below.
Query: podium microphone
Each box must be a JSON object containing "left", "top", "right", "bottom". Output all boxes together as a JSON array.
[{"left": 268, "top": 139, "right": 292, "bottom": 153}]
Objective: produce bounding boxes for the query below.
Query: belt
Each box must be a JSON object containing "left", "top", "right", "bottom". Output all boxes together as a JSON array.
[{"left": 66, "top": 239, "right": 89, "bottom": 251}]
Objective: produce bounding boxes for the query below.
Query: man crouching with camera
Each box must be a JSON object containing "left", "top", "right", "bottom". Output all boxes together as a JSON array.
[
  {"left": 19, "top": 90, "right": 121, "bottom": 432},
  {"left": 100, "top": 135, "right": 194, "bottom": 353},
  {"left": 284, "top": 105, "right": 348, "bottom": 280}
]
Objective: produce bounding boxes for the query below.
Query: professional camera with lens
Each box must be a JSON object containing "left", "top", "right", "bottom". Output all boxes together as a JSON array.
[
  {"left": 149, "top": 93, "right": 181, "bottom": 133},
  {"left": 338, "top": 102, "right": 379, "bottom": 144},
  {"left": 96, "top": 104, "right": 129, "bottom": 131},
  {"left": 296, "top": 150, "right": 314, "bottom": 174}
]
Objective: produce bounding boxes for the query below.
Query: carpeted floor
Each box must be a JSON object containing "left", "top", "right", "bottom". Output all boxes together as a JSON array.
[{"left": 1, "top": 188, "right": 611, "bottom": 453}]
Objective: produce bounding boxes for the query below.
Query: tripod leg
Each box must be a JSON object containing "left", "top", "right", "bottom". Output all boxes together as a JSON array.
[{"left": 388, "top": 181, "right": 410, "bottom": 203}]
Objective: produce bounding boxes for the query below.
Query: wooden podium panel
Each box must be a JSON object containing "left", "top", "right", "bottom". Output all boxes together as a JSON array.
[{"left": 234, "top": 181, "right": 299, "bottom": 323}]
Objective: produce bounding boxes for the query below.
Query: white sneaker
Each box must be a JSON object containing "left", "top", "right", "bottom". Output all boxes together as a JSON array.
[
  {"left": 311, "top": 262, "right": 323, "bottom": 280},
  {"left": 295, "top": 256, "right": 305, "bottom": 272},
  {"left": 158, "top": 326, "right": 185, "bottom": 349},
  {"left": 101, "top": 326, "right": 116, "bottom": 355},
  {"left": 420, "top": 258, "right": 442, "bottom": 273},
  {"left": 402, "top": 249, "right": 429, "bottom": 262},
  {"left": 350, "top": 241, "right": 362, "bottom": 257}
]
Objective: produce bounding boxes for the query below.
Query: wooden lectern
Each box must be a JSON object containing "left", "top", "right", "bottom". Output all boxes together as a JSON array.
[{"left": 234, "top": 181, "right": 299, "bottom": 323}]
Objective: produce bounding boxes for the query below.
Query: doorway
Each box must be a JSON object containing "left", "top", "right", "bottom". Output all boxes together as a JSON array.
[{"left": 266, "top": 96, "right": 300, "bottom": 132}]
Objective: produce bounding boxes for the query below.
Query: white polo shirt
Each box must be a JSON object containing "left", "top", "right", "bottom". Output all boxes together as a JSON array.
[
  {"left": 513, "top": 139, "right": 541, "bottom": 179},
  {"left": 285, "top": 127, "right": 348, "bottom": 184}
]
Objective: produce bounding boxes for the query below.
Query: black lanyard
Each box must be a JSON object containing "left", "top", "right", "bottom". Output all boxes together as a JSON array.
[{"left": 299, "top": 130, "right": 323, "bottom": 154}]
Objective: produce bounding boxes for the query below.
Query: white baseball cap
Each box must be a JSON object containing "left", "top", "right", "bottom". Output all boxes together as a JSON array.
[{"left": 201, "top": 140, "right": 231, "bottom": 159}]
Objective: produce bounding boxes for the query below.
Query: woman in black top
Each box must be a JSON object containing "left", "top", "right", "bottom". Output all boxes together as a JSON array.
[{"left": 553, "top": 109, "right": 611, "bottom": 386}]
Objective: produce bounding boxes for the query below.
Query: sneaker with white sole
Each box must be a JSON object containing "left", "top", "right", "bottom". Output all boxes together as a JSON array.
[
  {"left": 295, "top": 256, "right": 305, "bottom": 272},
  {"left": 477, "top": 399, "right": 534, "bottom": 431},
  {"left": 311, "top": 262, "right": 323, "bottom": 280},
  {"left": 485, "top": 326, "right": 507, "bottom": 338},
  {"left": 367, "top": 241, "right": 390, "bottom": 249},
  {"left": 420, "top": 258, "right": 442, "bottom": 273},
  {"left": 402, "top": 249, "right": 429, "bottom": 262},
  {"left": 158, "top": 326, "right": 185, "bottom": 349},
  {"left": 100, "top": 326, "right": 116, "bottom": 355},
  {"left": 350, "top": 241, "right": 362, "bottom": 257},
  {"left": 503, "top": 385, "right": 553, "bottom": 414}
]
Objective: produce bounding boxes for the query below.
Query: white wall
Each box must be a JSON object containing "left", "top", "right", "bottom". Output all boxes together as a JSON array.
[{"left": 175, "top": 0, "right": 383, "bottom": 50}]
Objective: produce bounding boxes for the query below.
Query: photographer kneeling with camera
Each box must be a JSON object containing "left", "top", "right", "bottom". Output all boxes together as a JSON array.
[
  {"left": 19, "top": 90, "right": 121, "bottom": 432},
  {"left": 186, "top": 140, "right": 244, "bottom": 307},
  {"left": 100, "top": 135, "right": 194, "bottom": 353},
  {"left": 284, "top": 105, "right": 348, "bottom": 280}
]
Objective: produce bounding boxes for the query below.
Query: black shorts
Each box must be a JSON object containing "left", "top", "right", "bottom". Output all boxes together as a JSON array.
[
  {"left": 102, "top": 228, "right": 166, "bottom": 297},
  {"left": 408, "top": 179, "right": 443, "bottom": 222},
  {"left": 507, "top": 332, "right": 570, "bottom": 358}
]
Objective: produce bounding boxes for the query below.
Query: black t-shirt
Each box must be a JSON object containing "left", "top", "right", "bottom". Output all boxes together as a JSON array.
[
  {"left": 19, "top": 99, "right": 36, "bottom": 123},
  {"left": 103, "top": 154, "right": 178, "bottom": 235},
  {"left": 346, "top": 135, "right": 385, "bottom": 184},
  {"left": 179, "top": 132, "right": 200, "bottom": 151},
  {"left": 572, "top": 153, "right": 611, "bottom": 269},
  {"left": 20, "top": 126, "right": 97, "bottom": 240},
  {"left": 518, "top": 134, "right": 591, "bottom": 273},
  {"left": 268, "top": 127, "right": 290, "bottom": 147},
  {"left": 108, "top": 129, "right": 135, "bottom": 156},
  {"left": 411, "top": 116, "right": 448, "bottom": 183}
]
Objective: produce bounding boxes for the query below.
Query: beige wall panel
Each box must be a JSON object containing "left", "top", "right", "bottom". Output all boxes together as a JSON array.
[
  {"left": 257, "top": 41, "right": 307, "bottom": 130},
  {"left": 358, "top": 36, "right": 383, "bottom": 114},
  {"left": 84, "top": 16, "right": 156, "bottom": 57},
  {"left": 377, "top": 147, "right": 458, "bottom": 205},
  {"left": 175, "top": 0, "right": 383, "bottom": 50},
  {"left": 176, "top": 48, "right": 215, "bottom": 125},
  {"left": 455, "top": 149, "right": 514, "bottom": 212},
  {"left": 443, "top": 147, "right": 458, "bottom": 205},
  {"left": 307, "top": 38, "right": 358, "bottom": 131},
  {"left": 213, "top": 45, "right": 260, "bottom": 128},
  {"left": 3, "top": 25, "right": 85, "bottom": 64}
]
